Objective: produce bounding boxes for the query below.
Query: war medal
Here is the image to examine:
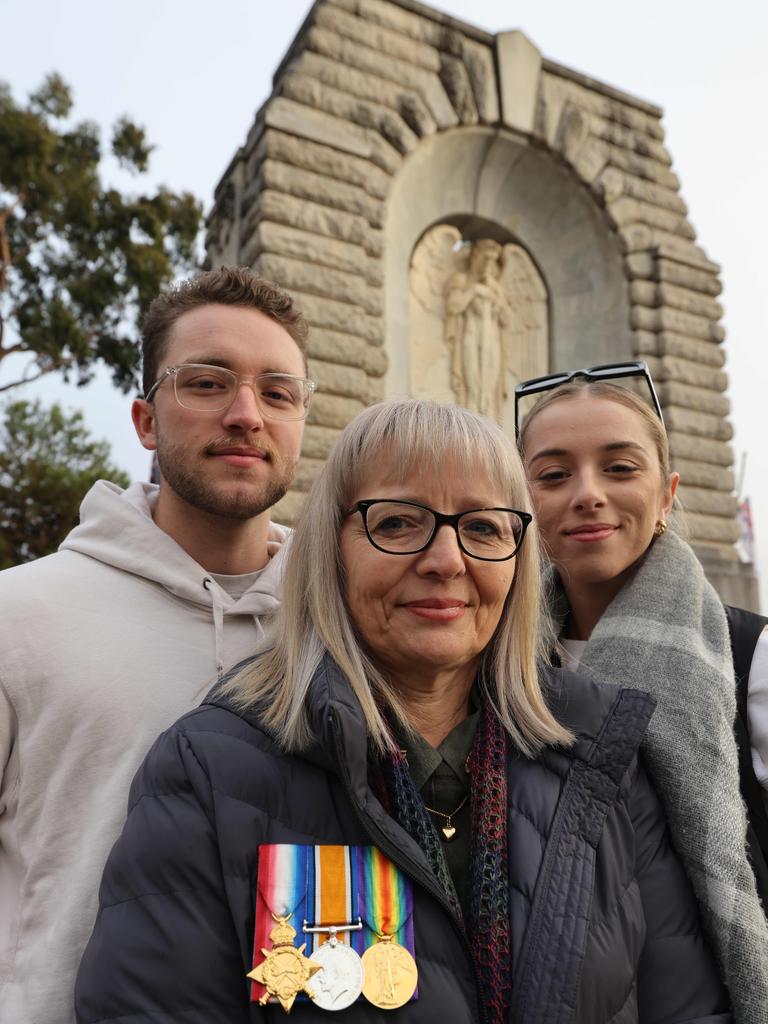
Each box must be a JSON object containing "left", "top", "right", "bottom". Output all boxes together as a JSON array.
[
  {"left": 303, "top": 845, "right": 365, "bottom": 1011},
  {"left": 308, "top": 927, "right": 365, "bottom": 1011},
  {"left": 247, "top": 913, "right": 321, "bottom": 1013},
  {"left": 361, "top": 933, "right": 418, "bottom": 1010}
]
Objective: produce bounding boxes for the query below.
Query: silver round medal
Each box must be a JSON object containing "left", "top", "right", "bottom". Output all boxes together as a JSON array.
[{"left": 309, "top": 937, "right": 365, "bottom": 1012}]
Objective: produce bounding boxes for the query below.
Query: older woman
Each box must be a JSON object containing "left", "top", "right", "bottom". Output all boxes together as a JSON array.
[
  {"left": 517, "top": 365, "right": 768, "bottom": 1023},
  {"left": 76, "top": 399, "right": 727, "bottom": 1023}
]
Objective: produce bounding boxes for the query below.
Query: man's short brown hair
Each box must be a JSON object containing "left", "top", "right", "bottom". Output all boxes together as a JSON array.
[{"left": 141, "top": 267, "right": 309, "bottom": 397}]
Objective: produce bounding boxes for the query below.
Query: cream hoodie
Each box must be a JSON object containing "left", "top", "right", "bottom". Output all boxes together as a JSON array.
[{"left": 0, "top": 480, "right": 289, "bottom": 1024}]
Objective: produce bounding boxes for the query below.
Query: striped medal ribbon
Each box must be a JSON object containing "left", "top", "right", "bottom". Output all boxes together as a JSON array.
[
  {"left": 356, "top": 846, "right": 419, "bottom": 1010},
  {"left": 304, "top": 845, "right": 365, "bottom": 1011},
  {"left": 247, "top": 844, "right": 320, "bottom": 1011}
]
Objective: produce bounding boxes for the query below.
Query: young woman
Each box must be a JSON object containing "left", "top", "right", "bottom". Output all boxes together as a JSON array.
[{"left": 518, "top": 370, "right": 768, "bottom": 1023}]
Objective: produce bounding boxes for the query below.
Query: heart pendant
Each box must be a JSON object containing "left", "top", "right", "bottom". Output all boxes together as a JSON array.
[{"left": 441, "top": 825, "right": 457, "bottom": 841}]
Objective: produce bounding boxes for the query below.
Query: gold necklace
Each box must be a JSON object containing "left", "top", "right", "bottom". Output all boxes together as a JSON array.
[{"left": 423, "top": 793, "right": 469, "bottom": 842}]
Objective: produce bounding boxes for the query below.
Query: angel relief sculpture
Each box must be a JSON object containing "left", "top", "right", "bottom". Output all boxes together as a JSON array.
[{"left": 408, "top": 225, "right": 548, "bottom": 426}]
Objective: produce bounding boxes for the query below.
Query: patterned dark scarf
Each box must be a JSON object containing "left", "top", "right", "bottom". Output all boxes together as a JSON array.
[{"left": 371, "top": 702, "right": 511, "bottom": 1024}]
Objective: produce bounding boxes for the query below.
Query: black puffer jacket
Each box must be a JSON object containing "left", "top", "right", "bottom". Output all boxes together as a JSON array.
[{"left": 75, "top": 659, "right": 729, "bottom": 1023}]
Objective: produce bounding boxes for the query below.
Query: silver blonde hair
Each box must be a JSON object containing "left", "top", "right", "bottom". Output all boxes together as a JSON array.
[{"left": 228, "top": 399, "right": 574, "bottom": 756}]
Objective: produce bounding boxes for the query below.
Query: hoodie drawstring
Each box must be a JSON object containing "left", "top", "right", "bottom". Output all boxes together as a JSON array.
[{"left": 203, "top": 577, "right": 226, "bottom": 679}]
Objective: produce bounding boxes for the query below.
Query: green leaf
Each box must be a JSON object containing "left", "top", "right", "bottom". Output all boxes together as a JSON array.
[
  {"left": 111, "top": 116, "right": 153, "bottom": 173},
  {"left": 28, "top": 72, "right": 72, "bottom": 119}
]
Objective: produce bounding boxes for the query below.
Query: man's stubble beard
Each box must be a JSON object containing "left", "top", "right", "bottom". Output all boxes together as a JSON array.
[{"left": 156, "top": 436, "right": 297, "bottom": 521}]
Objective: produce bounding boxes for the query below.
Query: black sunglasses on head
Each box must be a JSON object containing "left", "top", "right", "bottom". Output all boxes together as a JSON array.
[{"left": 513, "top": 360, "right": 664, "bottom": 438}]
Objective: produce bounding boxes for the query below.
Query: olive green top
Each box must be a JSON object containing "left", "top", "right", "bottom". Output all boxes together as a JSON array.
[{"left": 392, "top": 704, "right": 480, "bottom": 918}]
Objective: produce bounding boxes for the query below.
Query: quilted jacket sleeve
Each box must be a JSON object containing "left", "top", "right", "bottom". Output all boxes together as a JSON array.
[
  {"left": 631, "top": 760, "right": 731, "bottom": 1023},
  {"left": 75, "top": 721, "right": 255, "bottom": 1024}
]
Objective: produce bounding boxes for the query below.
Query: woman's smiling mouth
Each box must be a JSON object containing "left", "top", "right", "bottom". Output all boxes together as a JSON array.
[
  {"left": 402, "top": 598, "right": 467, "bottom": 620},
  {"left": 566, "top": 524, "right": 618, "bottom": 542}
]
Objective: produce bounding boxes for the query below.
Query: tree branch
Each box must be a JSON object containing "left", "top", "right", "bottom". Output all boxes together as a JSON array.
[
  {"left": 0, "top": 341, "right": 28, "bottom": 359},
  {"left": 0, "top": 353, "right": 77, "bottom": 393}
]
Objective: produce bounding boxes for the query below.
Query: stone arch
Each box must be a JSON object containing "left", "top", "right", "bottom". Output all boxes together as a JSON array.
[
  {"left": 385, "top": 126, "right": 632, "bottom": 402},
  {"left": 206, "top": 0, "right": 753, "bottom": 603}
]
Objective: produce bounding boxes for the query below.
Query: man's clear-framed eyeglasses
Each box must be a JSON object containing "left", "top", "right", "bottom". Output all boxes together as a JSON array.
[
  {"left": 514, "top": 360, "right": 664, "bottom": 437},
  {"left": 344, "top": 499, "right": 532, "bottom": 561},
  {"left": 144, "top": 363, "right": 316, "bottom": 421}
]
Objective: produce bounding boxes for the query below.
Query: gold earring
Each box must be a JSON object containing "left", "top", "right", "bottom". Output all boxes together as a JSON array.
[{"left": 655, "top": 520, "right": 667, "bottom": 536}]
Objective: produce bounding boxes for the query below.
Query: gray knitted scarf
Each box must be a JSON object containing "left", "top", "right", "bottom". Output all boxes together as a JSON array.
[{"left": 553, "top": 530, "right": 768, "bottom": 1022}]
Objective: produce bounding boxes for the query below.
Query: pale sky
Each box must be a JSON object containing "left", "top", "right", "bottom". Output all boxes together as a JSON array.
[{"left": 2, "top": 0, "right": 766, "bottom": 607}]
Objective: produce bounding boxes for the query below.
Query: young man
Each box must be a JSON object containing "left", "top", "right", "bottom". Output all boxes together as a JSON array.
[{"left": 0, "top": 267, "right": 313, "bottom": 1024}]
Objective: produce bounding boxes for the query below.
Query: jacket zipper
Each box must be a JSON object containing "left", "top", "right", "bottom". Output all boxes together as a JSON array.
[{"left": 329, "top": 709, "right": 488, "bottom": 1024}]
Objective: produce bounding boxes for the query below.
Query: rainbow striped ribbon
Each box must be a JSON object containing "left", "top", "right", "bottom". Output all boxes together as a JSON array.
[{"left": 350, "top": 845, "right": 415, "bottom": 956}]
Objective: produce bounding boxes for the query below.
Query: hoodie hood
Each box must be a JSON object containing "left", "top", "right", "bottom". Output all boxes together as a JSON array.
[{"left": 61, "top": 480, "right": 290, "bottom": 675}]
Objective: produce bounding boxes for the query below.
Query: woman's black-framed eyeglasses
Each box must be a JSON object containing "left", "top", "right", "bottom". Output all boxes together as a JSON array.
[
  {"left": 513, "top": 360, "right": 664, "bottom": 437},
  {"left": 343, "top": 499, "right": 532, "bottom": 561}
]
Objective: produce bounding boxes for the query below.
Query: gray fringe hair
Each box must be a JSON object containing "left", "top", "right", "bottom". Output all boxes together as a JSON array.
[{"left": 227, "top": 399, "right": 574, "bottom": 756}]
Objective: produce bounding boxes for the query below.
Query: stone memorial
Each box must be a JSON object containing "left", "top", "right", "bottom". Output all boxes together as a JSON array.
[{"left": 206, "top": 0, "right": 757, "bottom": 608}]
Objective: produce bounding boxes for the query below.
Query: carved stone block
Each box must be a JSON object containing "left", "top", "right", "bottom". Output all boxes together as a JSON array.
[
  {"left": 669, "top": 433, "right": 734, "bottom": 466},
  {"left": 316, "top": 4, "right": 440, "bottom": 72},
  {"left": 606, "top": 196, "right": 697, "bottom": 239},
  {"left": 259, "top": 158, "right": 385, "bottom": 224},
  {"left": 657, "top": 381, "right": 730, "bottom": 417},
  {"left": 672, "top": 459, "right": 735, "bottom": 492},
  {"left": 631, "top": 306, "right": 724, "bottom": 342},
  {"left": 634, "top": 330, "right": 726, "bottom": 367},
  {"left": 657, "top": 283, "right": 723, "bottom": 320},
  {"left": 656, "top": 259, "right": 722, "bottom": 296},
  {"left": 281, "top": 73, "right": 417, "bottom": 157},
  {"left": 645, "top": 355, "right": 728, "bottom": 392},
  {"left": 308, "top": 393, "right": 367, "bottom": 429},
  {"left": 678, "top": 486, "right": 739, "bottom": 517},
  {"left": 307, "top": 358, "right": 372, "bottom": 400},
  {"left": 293, "top": 50, "right": 437, "bottom": 137},
  {"left": 257, "top": 252, "right": 376, "bottom": 312},
  {"left": 439, "top": 55, "right": 479, "bottom": 124},
  {"left": 300, "top": 423, "right": 344, "bottom": 459},
  {"left": 604, "top": 144, "right": 679, "bottom": 189},
  {"left": 260, "top": 127, "right": 390, "bottom": 198},
  {"left": 253, "top": 190, "right": 370, "bottom": 247},
  {"left": 254, "top": 222, "right": 368, "bottom": 277},
  {"left": 265, "top": 95, "right": 373, "bottom": 160},
  {"left": 307, "top": 329, "right": 387, "bottom": 377},
  {"left": 685, "top": 512, "right": 740, "bottom": 544},
  {"left": 306, "top": 25, "right": 458, "bottom": 128},
  {"left": 496, "top": 31, "right": 541, "bottom": 135},
  {"left": 293, "top": 457, "right": 326, "bottom": 494},
  {"left": 289, "top": 290, "right": 384, "bottom": 344},
  {"left": 665, "top": 406, "right": 733, "bottom": 441}
]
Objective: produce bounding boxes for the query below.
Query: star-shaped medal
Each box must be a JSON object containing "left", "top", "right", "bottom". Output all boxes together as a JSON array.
[{"left": 248, "top": 913, "right": 321, "bottom": 1013}]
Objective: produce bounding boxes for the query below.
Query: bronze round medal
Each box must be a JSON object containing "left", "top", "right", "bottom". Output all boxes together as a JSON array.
[
  {"left": 361, "top": 935, "right": 418, "bottom": 1010},
  {"left": 309, "top": 939, "right": 365, "bottom": 1011}
]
